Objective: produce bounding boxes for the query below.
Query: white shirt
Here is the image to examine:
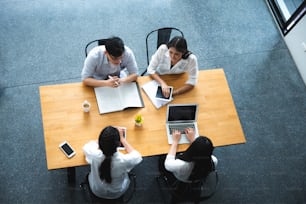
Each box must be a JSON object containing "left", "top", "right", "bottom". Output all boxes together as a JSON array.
[
  {"left": 147, "top": 44, "right": 199, "bottom": 85},
  {"left": 165, "top": 154, "right": 218, "bottom": 182},
  {"left": 83, "top": 140, "right": 142, "bottom": 199}
]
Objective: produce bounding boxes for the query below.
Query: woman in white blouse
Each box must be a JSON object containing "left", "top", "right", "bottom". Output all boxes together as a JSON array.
[
  {"left": 147, "top": 36, "right": 199, "bottom": 98},
  {"left": 161, "top": 128, "right": 217, "bottom": 184},
  {"left": 83, "top": 126, "right": 142, "bottom": 199}
]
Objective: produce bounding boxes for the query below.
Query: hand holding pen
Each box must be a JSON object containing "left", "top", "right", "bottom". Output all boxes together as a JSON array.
[{"left": 108, "top": 75, "right": 120, "bottom": 88}]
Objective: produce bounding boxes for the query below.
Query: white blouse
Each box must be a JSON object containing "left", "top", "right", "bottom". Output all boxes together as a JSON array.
[
  {"left": 165, "top": 154, "right": 218, "bottom": 182},
  {"left": 83, "top": 140, "right": 142, "bottom": 199},
  {"left": 147, "top": 44, "right": 199, "bottom": 85}
]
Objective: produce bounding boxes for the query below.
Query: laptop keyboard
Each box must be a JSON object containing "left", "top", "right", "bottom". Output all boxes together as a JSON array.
[{"left": 168, "top": 124, "right": 195, "bottom": 134}]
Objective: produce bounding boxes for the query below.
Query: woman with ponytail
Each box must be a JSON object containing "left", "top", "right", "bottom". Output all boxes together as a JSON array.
[
  {"left": 147, "top": 36, "right": 199, "bottom": 97},
  {"left": 160, "top": 128, "right": 217, "bottom": 184},
  {"left": 83, "top": 126, "right": 142, "bottom": 199}
]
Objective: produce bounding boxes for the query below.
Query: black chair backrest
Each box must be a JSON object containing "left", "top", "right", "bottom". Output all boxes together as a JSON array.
[
  {"left": 188, "top": 160, "right": 216, "bottom": 182},
  {"left": 146, "top": 27, "right": 184, "bottom": 66},
  {"left": 141, "top": 27, "right": 184, "bottom": 76},
  {"left": 172, "top": 170, "right": 218, "bottom": 203},
  {"left": 85, "top": 39, "right": 108, "bottom": 57}
]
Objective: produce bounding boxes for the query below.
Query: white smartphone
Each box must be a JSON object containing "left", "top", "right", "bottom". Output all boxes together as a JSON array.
[
  {"left": 118, "top": 127, "right": 127, "bottom": 150},
  {"left": 59, "top": 141, "right": 76, "bottom": 158}
]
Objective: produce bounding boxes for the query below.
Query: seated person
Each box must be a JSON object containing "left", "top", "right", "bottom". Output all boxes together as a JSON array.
[
  {"left": 147, "top": 36, "right": 199, "bottom": 97},
  {"left": 83, "top": 126, "right": 142, "bottom": 199},
  {"left": 81, "top": 36, "right": 138, "bottom": 87},
  {"left": 160, "top": 128, "right": 217, "bottom": 184}
]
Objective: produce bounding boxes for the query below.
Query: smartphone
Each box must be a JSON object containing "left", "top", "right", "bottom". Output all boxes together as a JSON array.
[
  {"left": 118, "top": 127, "right": 127, "bottom": 150},
  {"left": 59, "top": 141, "right": 76, "bottom": 158}
]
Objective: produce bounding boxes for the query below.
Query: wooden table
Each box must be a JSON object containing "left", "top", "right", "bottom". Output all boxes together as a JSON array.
[{"left": 39, "top": 69, "right": 246, "bottom": 181}]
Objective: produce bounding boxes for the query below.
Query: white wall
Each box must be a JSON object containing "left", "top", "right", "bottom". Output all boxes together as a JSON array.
[{"left": 283, "top": 15, "right": 306, "bottom": 86}]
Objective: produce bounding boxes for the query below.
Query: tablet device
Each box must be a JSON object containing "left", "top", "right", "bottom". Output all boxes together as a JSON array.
[
  {"left": 155, "top": 86, "right": 173, "bottom": 101},
  {"left": 118, "top": 127, "right": 127, "bottom": 150}
]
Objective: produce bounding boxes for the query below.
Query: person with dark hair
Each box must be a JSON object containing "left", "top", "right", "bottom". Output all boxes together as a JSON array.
[
  {"left": 82, "top": 36, "right": 139, "bottom": 87},
  {"left": 147, "top": 36, "right": 199, "bottom": 97},
  {"left": 160, "top": 128, "right": 217, "bottom": 184},
  {"left": 83, "top": 126, "right": 142, "bottom": 199}
]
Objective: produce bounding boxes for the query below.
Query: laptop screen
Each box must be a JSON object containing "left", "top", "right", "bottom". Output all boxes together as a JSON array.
[{"left": 167, "top": 104, "right": 198, "bottom": 122}]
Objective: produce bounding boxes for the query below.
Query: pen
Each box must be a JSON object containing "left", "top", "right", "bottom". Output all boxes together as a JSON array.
[{"left": 108, "top": 75, "right": 119, "bottom": 86}]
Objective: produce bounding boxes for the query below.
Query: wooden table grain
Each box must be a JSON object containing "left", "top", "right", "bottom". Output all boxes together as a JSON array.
[{"left": 39, "top": 68, "right": 246, "bottom": 170}]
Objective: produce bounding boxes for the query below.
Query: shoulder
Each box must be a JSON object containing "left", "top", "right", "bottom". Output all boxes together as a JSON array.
[
  {"left": 123, "top": 46, "right": 134, "bottom": 55},
  {"left": 122, "top": 46, "right": 136, "bottom": 60},
  {"left": 83, "top": 140, "right": 103, "bottom": 156},
  {"left": 87, "top": 46, "right": 106, "bottom": 59},
  {"left": 165, "top": 155, "right": 191, "bottom": 170},
  {"left": 186, "top": 53, "right": 197, "bottom": 62},
  {"left": 165, "top": 155, "right": 186, "bottom": 165},
  {"left": 127, "top": 150, "right": 142, "bottom": 159},
  {"left": 92, "top": 45, "right": 105, "bottom": 53},
  {"left": 158, "top": 44, "right": 168, "bottom": 52},
  {"left": 153, "top": 44, "right": 168, "bottom": 57},
  {"left": 182, "top": 53, "right": 198, "bottom": 67}
]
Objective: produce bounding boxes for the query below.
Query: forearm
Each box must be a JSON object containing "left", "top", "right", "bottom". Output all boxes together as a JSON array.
[
  {"left": 121, "top": 139, "right": 135, "bottom": 153},
  {"left": 120, "top": 73, "right": 138, "bottom": 83},
  {"left": 167, "top": 141, "right": 179, "bottom": 156},
  {"left": 149, "top": 73, "right": 167, "bottom": 86},
  {"left": 82, "top": 78, "right": 108, "bottom": 87},
  {"left": 173, "top": 84, "right": 194, "bottom": 96}
]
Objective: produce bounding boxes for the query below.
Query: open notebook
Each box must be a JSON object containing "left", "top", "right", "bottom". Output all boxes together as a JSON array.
[{"left": 94, "top": 82, "right": 144, "bottom": 114}]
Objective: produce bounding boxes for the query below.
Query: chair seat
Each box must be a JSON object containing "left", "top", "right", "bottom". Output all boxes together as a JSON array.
[
  {"left": 80, "top": 172, "right": 136, "bottom": 203},
  {"left": 156, "top": 170, "right": 218, "bottom": 204}
]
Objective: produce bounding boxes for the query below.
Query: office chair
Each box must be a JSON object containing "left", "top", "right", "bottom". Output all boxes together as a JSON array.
[
  {"left": 141, "top": 27, "right": 184, "bottom": 76},
  {"left": 156, "top": 163, "right": 219, "bottom": 204},
  {"left": 85, "top": 39, "right": 108, "bottom": 57},
  {"left": 80, "top": 172, "right": 137, "bottom": 203}
]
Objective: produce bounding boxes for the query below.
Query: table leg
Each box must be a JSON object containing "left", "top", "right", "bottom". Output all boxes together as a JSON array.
[{"left": 67, "top": 167, "right": 76, "bottom": 184}]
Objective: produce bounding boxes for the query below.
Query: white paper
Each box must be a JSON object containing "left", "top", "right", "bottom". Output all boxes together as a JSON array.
[{"left": 142, "top": 80, "right": 172, "bottom": 109}]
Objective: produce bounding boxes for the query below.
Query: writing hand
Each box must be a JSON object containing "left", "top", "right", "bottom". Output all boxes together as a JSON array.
[{"left": 108, "top": 75, "right": 120, "bottom": 88}]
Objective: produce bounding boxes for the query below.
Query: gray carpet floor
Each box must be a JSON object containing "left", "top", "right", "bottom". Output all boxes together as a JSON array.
[{"left": 1, "top": 0, "right": 306, "bottom": 203}]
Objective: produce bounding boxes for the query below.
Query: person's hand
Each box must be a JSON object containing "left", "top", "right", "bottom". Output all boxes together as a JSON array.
[
  {"left": 171, "top": 129, "right": 182, "bottom": 144},
  {"left": 161, "top": 83, "right": 171, "bottom": 98},
  {"left": 117, "top": 127, "right": 126, "bottom": 142},
  {"left": 184, "top": 127, "right": 195, "bottom": 143},
  {"left": 108, "top": 76, "right": 120, "bottom": 88}
]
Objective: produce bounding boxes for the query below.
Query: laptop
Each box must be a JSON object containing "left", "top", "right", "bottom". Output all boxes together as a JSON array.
[{"left": 166, "top": 104, "right": 199, "bottom": 144}]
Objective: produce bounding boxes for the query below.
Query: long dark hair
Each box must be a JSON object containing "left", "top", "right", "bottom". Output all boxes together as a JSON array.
[
  {"left": 167, "top": 36, "right": 192, "bottom": 59},
  {"left": 98, "top": 126, "right": 120, "bottom": 183},
  {"left": 178, "top": 136, "right": 214, "bottom": 180}
]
